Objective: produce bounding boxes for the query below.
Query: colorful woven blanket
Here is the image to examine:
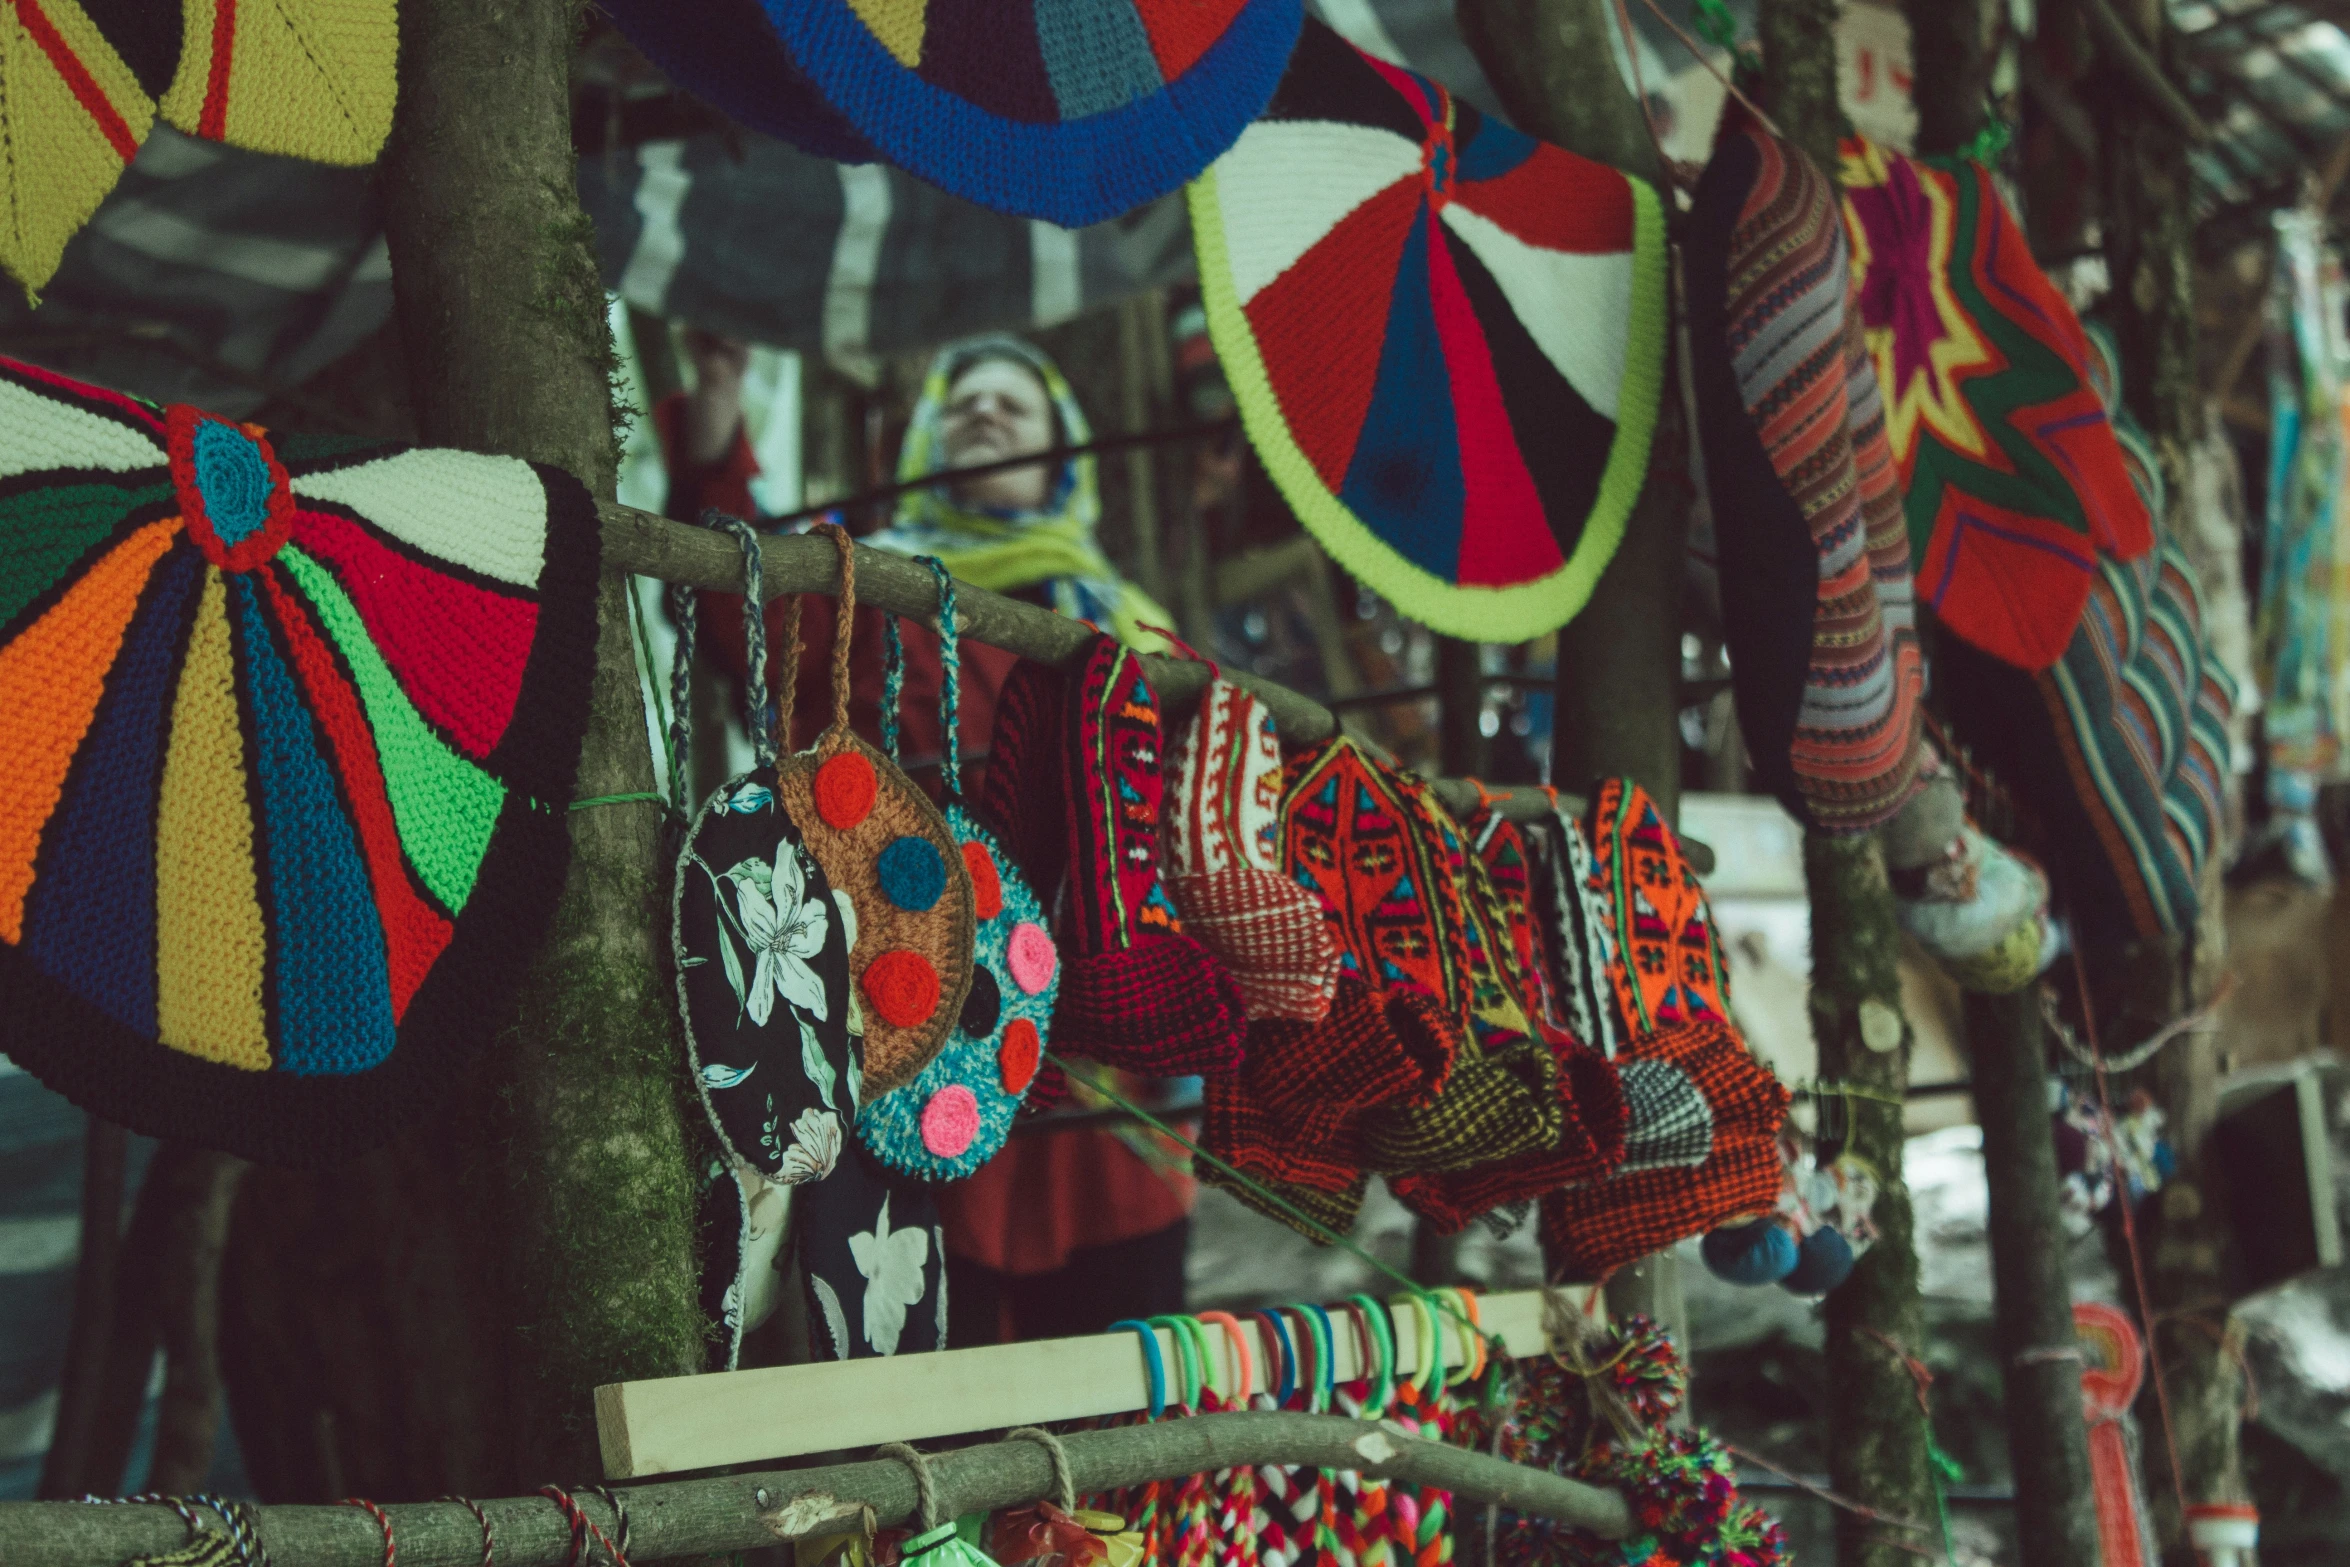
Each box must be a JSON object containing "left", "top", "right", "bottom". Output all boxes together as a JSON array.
[
  {"left": 1189, "top": 20, "right": 1668, "bottom": 641},
  {"left": 1840, "top": 137, "right": 2152, "bottom": 671},
  {"left": 0, "top": 356, "right": 599, "bottom": 1164},
  {"left": 2, "top": 0, "right": 397, "bottom": 295},
  {"left": 1689, "top": 116, "right": 1924, "bottom": 834}
]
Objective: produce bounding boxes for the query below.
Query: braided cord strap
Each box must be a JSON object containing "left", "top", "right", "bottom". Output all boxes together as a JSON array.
[{"left": 919, "top": 558, "right": 962, "bottom": 792}]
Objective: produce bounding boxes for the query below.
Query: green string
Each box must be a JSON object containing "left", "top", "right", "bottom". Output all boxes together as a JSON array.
[
  {"left": 570, "top": 792, "right": 666, "bottom": 811},
  {"left": 1959, "top": 107, "right": 2013, "bottom": 167},
  {"left": 1926, "top": 1441, "right": 1963, "bottom": 1565},
  {"left": 1692, "top": 0, "right": 1738, "bottom": 50},
  {"left": 1056, "top": 1060, "right": 1503, "bottom": 1365}
]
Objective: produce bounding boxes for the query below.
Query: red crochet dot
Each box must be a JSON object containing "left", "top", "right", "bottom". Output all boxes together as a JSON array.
[
  {"left": 962, "top": 840, "right": 1004, "bottom": 921},
  {"left": 861, "top": 949, "right": 940, "bottom": 1029},
  {"left": 999, "top": 1020, "right": 1041, "bottom": 1095},
  {"left": 814, "top": 752, "right": 877, "bottom": 829}
]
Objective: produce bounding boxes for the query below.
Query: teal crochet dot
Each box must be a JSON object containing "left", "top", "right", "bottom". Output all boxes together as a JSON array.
[
  {"left": 876, "top": 835, "right": 946, "bottom": 912},
  {"left": 191, "top": 421, "right": 273, "bottom": 545}
]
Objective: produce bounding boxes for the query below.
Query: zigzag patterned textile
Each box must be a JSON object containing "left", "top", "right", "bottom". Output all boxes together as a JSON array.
[
  {"left": 0, "top": 356, "right": 599, "bottom": 1165},
  {"left": 1688, "top": 116, "right": 1924, "bottom": 834},
  {"left": 1840, "top": 137, "right": 2152, "bottom": 671},
  {"left": 0, "top": 0, "right": 397, "bottom": 294},
  {"left": 1189, "top": 19, "right": 1668, "bottom": 641}
]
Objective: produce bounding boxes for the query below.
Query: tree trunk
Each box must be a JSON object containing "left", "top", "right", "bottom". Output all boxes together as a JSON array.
[
  {"left": 1902, "top": 0, "right": 1993, "bottom": 158},
  {"left": 1963, "top": 991, "right": 2101, "bottom": 1565},
  {"left": 38, "top": 1120, "right": 125, "bottom": 1499},
  {"left": 378, "top": 0, "right": 704, "bottom": 1484}
]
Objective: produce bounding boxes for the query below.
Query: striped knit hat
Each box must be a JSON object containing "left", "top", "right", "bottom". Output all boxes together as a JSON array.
[
  {"left": 1163, "top": 677, "right": 1341, "bottom": 1021},
  {"left": 1688, "top": 110, "right": 1926, "bottom": 835}
]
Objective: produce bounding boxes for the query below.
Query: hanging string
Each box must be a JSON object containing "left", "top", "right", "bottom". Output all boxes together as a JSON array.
[
  {"left": 1007, "top": 1427, "right": 1078, "bottom": 1513},
  {"left": 2068, "top": 947, "right": 2195, "bottom": 1529},
  {"left": 1605, "top": 0, "right": 1678, "bottom": 189},
  {"left": 435, "top": 1496, "right": 496, "bottom": 1567},
  {"left": 922, "top": 558, "right": 963, "bottom": 793},
  {"left": 877, "top": 1443, "right": 943, "bottom": 1532},
  {"left": 2045, "top": 976, "right": 2230, "bottom": 1076},
  {"left": 1635, "top": 0, "right": 1785, "bottom": 144},
  {"left": 588, "top": 1487, "right": 632, "bottom": 1563},
  {"left": 338, "top": 1498, "right": 396, "bottom": 1567},
  {"left": 1719, "top": 1443, "right": 1938, "bottom": 1557},
  {"left": 1855, "top": 1330, "right": 1959, "bottom": 1566},
  {"left": 191, "top": 1498, "right": 271, "bottom": 1567},
  {"left": 538, "top": 1486, "right": 632, "bottom": 1567},
  {"left": 664, "top": 575, "right": 698, "bottom": 814}
]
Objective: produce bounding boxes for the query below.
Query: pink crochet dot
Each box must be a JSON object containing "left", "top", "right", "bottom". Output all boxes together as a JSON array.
[
  {"left": 920, "top": 1084, "right": 981, "bottom": 1157},
  {"left": 1006, "top": 921, "right": 1057, "bottom": 996}
]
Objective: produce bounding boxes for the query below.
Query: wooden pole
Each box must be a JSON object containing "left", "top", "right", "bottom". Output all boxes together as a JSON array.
[
  {"left": 36, "top": 1119, "right": 125, "bottom": 1499},
  {"left": 1963, "top": 992, "right": 2103, "bottom": 1565},
  {"left": 0, "top": 1413, "right": 1633, "bottom": 1567},
  {"left": 379, "top": 0, "right": 704, "bottom": 1483}
]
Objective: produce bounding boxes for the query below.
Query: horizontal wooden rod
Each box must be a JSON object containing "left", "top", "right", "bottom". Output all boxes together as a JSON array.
[
  {"left": 0, "top": 1413, "right": 1631, "bottom": 1566},
  {"left": 598, "top": 503, "right": 1714, "bottom": 872}
]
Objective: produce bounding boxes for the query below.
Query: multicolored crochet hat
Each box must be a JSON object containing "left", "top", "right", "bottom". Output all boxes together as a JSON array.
[
  {"left": 797, "top": 1146, "right": 947, "bottom": 1359},
  {"left": 671, "top": 519, "right": 857, "bottom": 1188},
  {"left": 0, "top": 357, "right": 598, "bottom": 1165},
  {"left": 1840, "top": 137, "right": 2152, "bottom": 671},
  {"left": 773, "top": 525, "right": 978, "bottom": 1095},
  {"left": 856, "top": 561, "right": 1058, "bottom": 1181},
  {"left": 1932, "top": 540, "right": 2236, "bottom": 951},
  {"left": 1584, "top": 780, "right": 1733, "bottom": 1037},
  {"left": 1046, "top": 636, "right": 1247, "bottom": 1077},
  {"left": 1688, "top": 114, "right": 1925, "bottom": 835},
  {"left": 1162, "top": 676, "right": 1340, "bottom": 1021},
  {"left": 1188, "top": 19, "right": 1668, "bottom": 642},
  {"left": 1, "top": 0, "right": 398, "bottom": 295}
]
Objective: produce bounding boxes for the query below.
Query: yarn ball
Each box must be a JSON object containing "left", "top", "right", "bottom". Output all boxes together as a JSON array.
[
  {"left": 877, "top": 834, "right": 947, "bottom": 912},
  {"left": 1000, "top": 1019, "right": 1041, "bottom": 1094},
  {"left": 1780, "top": 1225, "right": 1855, "bottom": 1295},
  {"left": 1701, "top": 1220, "right": 1800, "bottom": 1287},
  {"left": 1006, "top": 921, "right": 1057, "bottom": 995},
  {"left": 921, "top": 1084, "right": 981, "bottom": 1157},
  {"left": 963, "top": 840, "right": 1003, "bottom": 920},
  {"left": 960, "top": 964, "right": 1002, "bottom": 1037},
  {"left": 861, "top": 948, "right": 940, "bottom": 1029},
  {"left": 814, "top": 751, "right": 877, "bottom": 829}
]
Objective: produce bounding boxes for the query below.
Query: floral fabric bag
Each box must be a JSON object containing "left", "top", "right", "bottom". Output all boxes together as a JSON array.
[{"left": 796, "top": 1137, "right": 948, "bottom": 1359}]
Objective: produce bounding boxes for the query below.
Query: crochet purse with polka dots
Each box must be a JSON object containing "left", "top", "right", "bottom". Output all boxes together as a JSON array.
[
  {"left": 0, "top": 356, "right": 597, "bottom": 1165},
  {"left": 855, "top": 560, "right": 1058, "bottom": 1182},
  {"left": 2, "top": 0, "right": 398, "bottom": 295},
  {"left": 670, "top": 517, "right": 858, "bottom": 1188},
  {"left": 774, "top": 523, "right": 977, "bottom": 1095}
]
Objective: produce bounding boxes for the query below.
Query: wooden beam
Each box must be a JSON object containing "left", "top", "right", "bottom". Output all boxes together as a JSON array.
[
  {"left": 595, "top": 1287, "right": 1591, "bottom": 1477},
  {"left": 2082, "top": 0, "right": 2215, "bottom": 142},
  {"left": 0, "top": 1410, "right": 1632, "bottom": 1567}
]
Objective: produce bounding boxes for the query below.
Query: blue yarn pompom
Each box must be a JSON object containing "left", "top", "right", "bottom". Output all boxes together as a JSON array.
[
  {"left": 876, "top": 834, "right": 947, "bottom": 911},
  {"left": 1780, "top": 1225, "right": 1856, "bottom": 1295},
  {"left": 1701, "top": 1219, "right": 1799, "bottom": 1286}
]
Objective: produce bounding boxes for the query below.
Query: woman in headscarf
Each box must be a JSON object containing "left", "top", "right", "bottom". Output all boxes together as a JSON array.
[{"left": 660, "top": 331, "right": 1195, "bottom": 1347}]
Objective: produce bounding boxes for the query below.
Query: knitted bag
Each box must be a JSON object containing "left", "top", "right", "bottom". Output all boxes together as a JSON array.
[
  {"left": 671, "top": 519, "right": 857, "bottom": 1188},
  {"left": 1932, "top": 540, "right": 2236, "bottom": 951},
  {"left": 1584, "top": 780, "right": 1733, "bottom": 1037},
  {"left": 797, "top": 1143, "right": 948, "bottom": 1359},
  {"left": 1163, "top": 676, "right": 1341, "bottom": 1022},
  {"left": 1187, "top": 18, "right": 1669, "bottom": 642},
  {"left": 1688, "top": 113, "right": 1926, "bottom": 835},
  {"left": 1, "top": 0, "right": 397, "bottom": 294},
  {"left": 1047, "top": 635, "right": 1248, "bottom": 1077},
  {"left": 855, "top": 561, "right": 1059, "bottom": 1181},
  {"left": 1840, "top": 136, "right": 2153, "bottom": 671},
  {"left": 773, "top": 524, "right": 977, "bottom": 1094},
  {"left": 0, "top": 357, "right": 597, "bottom": 1165},
  {"left": 758, "top": 0, "right": 1303, "bottom": 229}
]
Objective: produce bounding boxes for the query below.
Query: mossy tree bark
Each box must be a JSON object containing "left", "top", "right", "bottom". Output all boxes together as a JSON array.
[
  {"left": 1455, "top": 0, "right": 1691, "bottom": 1336},
  {"left": 379, "top": 0, "right": 704, "bottom": 1483},
  {"left": 1902, "top": 0, "right": 1995, "bottom": 158},
  {"left": 2087, "top": 0, "right": 2248, "bottom": 1552}
]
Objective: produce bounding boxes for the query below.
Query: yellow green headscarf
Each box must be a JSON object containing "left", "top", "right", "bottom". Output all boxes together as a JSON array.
[{"left": 864, "top": 336, "right": 1173, "bottom": 651}]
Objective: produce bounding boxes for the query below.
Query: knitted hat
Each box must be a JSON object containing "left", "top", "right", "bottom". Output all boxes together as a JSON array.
[
  {"left": 856, "top": 562, "right": 1058, "bottom": 1181},
  {"left": 1527, "top": 798, "right": 1621, "bottom": 1061},
  {"left": 1465, "top": 807, "right": 1568, "bottom": 1038},
  {"left": 1163, "top": 677, "right": 1340, "bottom": 1021},
  {"left": 773, "top": 525, "right": 978, "bottom": 1095},
  {"left": 0, "top": 357, "right": 598, "bottom": 1166},
  {"left": 1198, "top": 1072, "right": 1371, "bottom": 1239},
  {"left": 1584, "top": 779, "right": 1733, "bottom": 1038},
  {"left": 1539, "top": 1017, "right": 1790, "bottom": 1281},
  {"left": 1047, "top": 636, "right": 1248, "bottom": 1077},
  {"left": 1840, "top": 136, "right": 2152, "bottom": 671},
  {"left": 1187, "top": 18, "right": 1669, "bottom": 643},
  {"left": 1384, "top": 1041, "right": 1628, "bottom": 1233},
  {"left": 796, "top": 1146, "right": 948, "bottom": 1359},
  {"left": 2, "top": 0, "right": 396, "bottom": 295},
  {"left": 1687, "top": 112, "right": 1926, "bottom": 835},
  {"left": 672, "top": 521, "right": 858, "bottom": 1188}
]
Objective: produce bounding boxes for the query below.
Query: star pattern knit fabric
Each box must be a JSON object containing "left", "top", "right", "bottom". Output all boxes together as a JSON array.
[
  {"left": 1688, "top": 113, "right": 1925, "bottom": 834},
  {"left": 1840, "top": 136, "right": 2152, "bottom": 672},
  {"left": 0, "top": 355, "right": 598, "bottom": 1166},
  {"left": 1584, "top": 780, "right": 1733, "bottom": 1038},
  {"left": 1050, "top": 635, "right": 1248, "bottom": 1078},
  {"left": 1163, "top": 677, "right": 1340, "bottom": 1021},
  {"left": 0, "top": 0, "right": 396, "bottom": 295},
  {"left": 1187, "top": 19, "right": 1669, "bottom": 642}
]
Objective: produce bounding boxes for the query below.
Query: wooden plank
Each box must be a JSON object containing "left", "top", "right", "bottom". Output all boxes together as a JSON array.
[{"left": 596, "top": 1286, "right": 1594, "bottom": 1479}]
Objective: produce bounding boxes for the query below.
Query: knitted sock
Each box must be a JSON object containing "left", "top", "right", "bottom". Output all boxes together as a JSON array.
[
  {"left": 1360, "top": 1031, "right": 1563, "bottom": 1174},
  {"left": 1049, "top": 927, "right": 1249, "bottom": 1077},
  {"left": 1386, "top": 1039, "right": 1629, "bottom": 1232},
  {"left": 1243, "top": 975, "right": 1457, "bottom": 1120}
]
